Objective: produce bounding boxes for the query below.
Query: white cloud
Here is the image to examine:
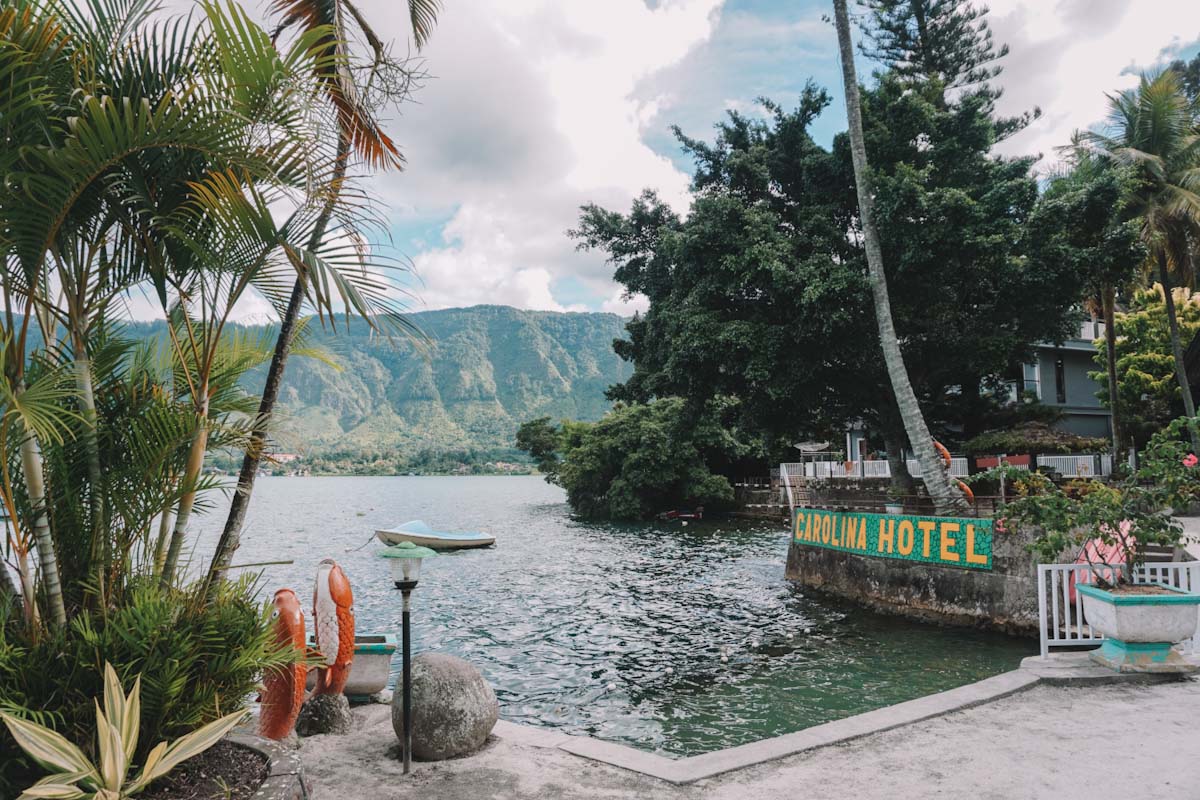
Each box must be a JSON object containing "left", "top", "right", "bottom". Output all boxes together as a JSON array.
[
  {"left": 354, "top": 0, "right": 723, "bottom": 313},
  {"left": 986, "top": 1, "right": 1200, "bottom": 168}
]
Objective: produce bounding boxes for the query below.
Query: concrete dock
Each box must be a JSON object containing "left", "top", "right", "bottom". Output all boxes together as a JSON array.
[{"left": 296, "top": 654, "right": 1199, "bottom": 799}]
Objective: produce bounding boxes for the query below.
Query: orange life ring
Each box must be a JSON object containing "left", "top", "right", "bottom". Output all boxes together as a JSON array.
[
  {"left": 934, "top": 440, "right": 952, "bottom": 467},
  {"left": 957, "top": 480, "right": 975, "bottom": 505}
]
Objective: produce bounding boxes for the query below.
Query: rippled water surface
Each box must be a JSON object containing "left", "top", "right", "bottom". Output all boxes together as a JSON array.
[{"left": 193, "top": 476, "right": 1033, "bottom": 756}]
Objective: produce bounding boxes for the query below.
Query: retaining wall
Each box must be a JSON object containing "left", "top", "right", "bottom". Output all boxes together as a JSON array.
[{"left": 785, "top": 523, "right": 1040, "bottom": 636}]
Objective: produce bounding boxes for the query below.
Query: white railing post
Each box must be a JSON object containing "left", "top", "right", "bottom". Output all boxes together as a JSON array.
[{"left": 1037, "top": 565, "right": 1048, "bottom": 657}]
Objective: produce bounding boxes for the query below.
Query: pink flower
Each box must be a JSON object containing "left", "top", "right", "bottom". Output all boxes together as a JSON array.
[
  {"left": 995, "top": 517, "right": 1007, "bottom": 533},
  {"left": 1184, "top": 454, "right": 1198, "bottom": 468}
]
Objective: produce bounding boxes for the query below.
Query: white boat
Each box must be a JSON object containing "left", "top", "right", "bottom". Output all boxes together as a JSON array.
[{"left": 375, "top": 520, "right": 495, "bottom": 550}]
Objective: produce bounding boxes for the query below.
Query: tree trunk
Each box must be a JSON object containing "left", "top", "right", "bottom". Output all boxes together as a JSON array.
[
  {"left": 833, "top": 0, "right": 965, "bottom": 515},
  {"left": 162, "top": 390, "right": 210, "bottom": 586},
  {"left": 206, "top": 136, "right": 351, "bottom": 588},
  {"left": 1157, "top": 252, "right": 1200, "bottom": 451},
  {"left": 1101, "top": 285, "right": 1123, "bottom": 462},
  {"left": 20, "top": 433, "right": 65, "bottom": 625},
  {"left": 0, "top": 557, "right": 22, "bottom": 617},
  {"left": 883, "top": 431, "right": 916, "bottom": 495},
  {"left": 153, "top": 507, "right": 174, "bottom": 577},
  {"left": 72, "top": 339, "right": 107, "bottom": 605},
  {"left": 15, "top": 549, "right": 37, "bottom": 627}
]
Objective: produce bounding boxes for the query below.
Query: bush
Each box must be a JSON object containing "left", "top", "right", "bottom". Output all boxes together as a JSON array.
[
  {"left": 963, "top": 422, "right": 1107, "bottom": 456},
  {"left": 0, "top": 576, "right": 289, "bottom": 796}
]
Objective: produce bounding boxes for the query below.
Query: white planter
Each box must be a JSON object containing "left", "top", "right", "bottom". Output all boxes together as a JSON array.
[
  {"left": 305, "top": 634, "right": 397, "bottom": 698},
  {"left": 884, "top": 503, "right": 904, "bottom": 515},
  {"left": 1077, "top": 583, "right": 1200, "bottom": 673}
]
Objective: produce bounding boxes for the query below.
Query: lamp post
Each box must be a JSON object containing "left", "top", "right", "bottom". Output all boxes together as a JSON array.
[{"left": 379, "top": 541, "right": 436, "bottom": 774}]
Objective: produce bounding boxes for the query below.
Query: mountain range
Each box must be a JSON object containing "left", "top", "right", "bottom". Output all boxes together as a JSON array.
[{"left": 153, "top": 305, "right": 631, "bottom": 468}]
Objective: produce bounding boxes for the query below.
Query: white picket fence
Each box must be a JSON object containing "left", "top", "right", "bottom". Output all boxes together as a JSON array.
[
  {"left": 1035, "top": 454, "right": 1111, "bottom": 478},
  {"left": 1037, "top": 561, "right": 1200, "bottom": 657},
  {"left": 780, "top": 458, "right": 968, "bottom": 481}
]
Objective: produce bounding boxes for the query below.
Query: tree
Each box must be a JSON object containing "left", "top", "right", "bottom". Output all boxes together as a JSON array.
[
  {"left": 1029, "top": 153, "right": 1146, "bottom": 461},
  {"left": 207, "top": 0, "right": 440, "bottom": 585},
  {"left": 860, "top": 0, "right": 1007, "bottom": 90},
  {"left": 516, "top": 399, "right": 746, "bottom": 521},
  {"left": 1091, "top": 284, "right": 1200, "bottom": 448},
  {"left": 1168, "top": 52, "right": 1200, "bottom": 103},
  {"left": 1080, "top": 70, "right": 1200, "bottom": 450},
  {"left": 837, "top": 0, "right": 965, "bottom": 513}
]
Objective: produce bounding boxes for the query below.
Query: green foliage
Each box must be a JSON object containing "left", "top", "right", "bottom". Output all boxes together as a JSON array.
[
  {"left": 574, "top": 67, "right": 1083, "bottom": 455},
  {"left": 963, "top": 422, "right": 1108, "bottom": 456},
  {"left": 860, "top": 0, "right": 1008, "bottom": 91},
  {"left": 0, "top": 577, "right": 288, "bottom": 796},
  {"left": 1091, "top": 285, "right": 1200, "bottom": 446},
  {"left": 2, "top": 662, "right": 246, "bottom": 799},
  {"left": 963, "top": 464, "right": 1054, "bottom": 498},
  {"left": 516, "top": 399, "right": 747, "bottom": 520},
  {"left": 1004, "top": 417, "right": 1199, "bottom": 578}
]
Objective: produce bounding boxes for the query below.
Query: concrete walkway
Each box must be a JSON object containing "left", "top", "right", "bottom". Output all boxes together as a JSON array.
[{"left": 298, "top": 676, "right": 1200, "bottom": 800}]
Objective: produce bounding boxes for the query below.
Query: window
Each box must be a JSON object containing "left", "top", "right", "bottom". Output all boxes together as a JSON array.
[{"left": 1054, "top": 355, "right": 1066, "bottom": 404}]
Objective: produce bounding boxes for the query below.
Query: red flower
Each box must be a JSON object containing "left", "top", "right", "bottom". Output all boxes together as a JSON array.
[{"left": 1184, "top": 454, "right": 1198, "bottom": 468}]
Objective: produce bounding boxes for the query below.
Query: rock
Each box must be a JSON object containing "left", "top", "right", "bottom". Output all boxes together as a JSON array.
[
  {"left": 391, "top": 652, "right": 498, "bottom": 760},
  {"left": 296, "top": 693, "right": 352, "bottom": 737}
]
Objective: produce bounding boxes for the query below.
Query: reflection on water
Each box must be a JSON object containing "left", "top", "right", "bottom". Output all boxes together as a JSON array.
[{"left": 192, "top": 476, "right": 1034, "bottom": 756}]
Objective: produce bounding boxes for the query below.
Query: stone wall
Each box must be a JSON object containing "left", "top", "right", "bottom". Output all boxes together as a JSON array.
[{"left": 785, "top": 524, "right": 1040, "bottom": 637}]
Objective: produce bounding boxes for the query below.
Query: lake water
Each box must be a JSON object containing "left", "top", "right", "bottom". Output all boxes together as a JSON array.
[{"left": 191, "top": 476, "right": 1034, "bottom": 756}]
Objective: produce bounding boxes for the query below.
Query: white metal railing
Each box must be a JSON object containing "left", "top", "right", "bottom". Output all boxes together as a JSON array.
[
  {"left": 1036, "top": 454, "right": 1109, "bottom": 478},
  {"left": 1037, "top": 561, "right": 1200, "bottom": 657},
  {"left": 905, "top": 457, "right": 969, "bottom": 478},
  {"left": 781, "top": 458, "right": 968, "bottom": 481}
]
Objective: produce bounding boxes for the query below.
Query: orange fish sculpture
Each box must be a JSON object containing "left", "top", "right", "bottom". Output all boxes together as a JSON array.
[
  {"left": 312, "top": 558, "right": 355, "bottom": 696},
  {"left": 259, "top": 589, "right": 307, "bottom": 740}
]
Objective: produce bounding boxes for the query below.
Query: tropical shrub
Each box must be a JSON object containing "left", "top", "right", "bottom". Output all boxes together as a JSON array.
[
  {"left": 517, "top": 398, "right": 749, "bottom": 520},
  {"left": 1003, "top": 416, "right": 1199, "bottom": 582},
  {"left": 963, "top": 422, "right": 1107, "bottom": 456},
  {"left": 2, "top": 663, "right": 246, "bottom": 799},
  {"left": 0, "top": 577, "right": 288, "bottom": 796}
]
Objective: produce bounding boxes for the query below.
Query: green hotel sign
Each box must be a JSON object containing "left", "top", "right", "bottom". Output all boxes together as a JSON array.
[{"left": 792, "top": 508, "right": 993, "bottom": 571}]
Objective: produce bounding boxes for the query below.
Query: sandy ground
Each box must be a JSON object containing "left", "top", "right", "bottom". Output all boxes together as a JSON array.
[{"left": 297, "top": 678, "right": 1200, "bottom": 800}]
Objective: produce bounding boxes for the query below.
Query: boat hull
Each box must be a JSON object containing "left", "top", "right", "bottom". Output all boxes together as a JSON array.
[{"left": 376, "top": 529, "right": 495, "bottom": 550}]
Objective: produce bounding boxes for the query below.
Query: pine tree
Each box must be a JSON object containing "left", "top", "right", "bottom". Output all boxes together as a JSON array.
[{"left": 860, "top": 0, "right": 1007, "bottom": 90}]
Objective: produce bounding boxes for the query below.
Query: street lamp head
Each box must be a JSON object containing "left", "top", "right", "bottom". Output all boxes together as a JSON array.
[{"left": 379, "top": 541, "right": 437, "bottom": 590}]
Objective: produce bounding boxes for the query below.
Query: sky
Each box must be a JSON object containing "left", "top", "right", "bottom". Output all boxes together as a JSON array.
[{"left": 150, "top": 0, "right": 1200, "bottom": 321}]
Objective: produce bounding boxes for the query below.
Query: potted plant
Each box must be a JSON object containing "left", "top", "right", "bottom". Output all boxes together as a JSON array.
[
  {"left": 884, "top": 487, "right": 905, "bottom": 515},
  {"left": 1006, "top": 417, "right": 1200, "bottom": 673}
]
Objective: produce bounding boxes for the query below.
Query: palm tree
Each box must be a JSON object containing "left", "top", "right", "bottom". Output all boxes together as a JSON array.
[
  {"left": 832, "top": 0, "right": 965, "bottom": 514},
  {"left": 1081, "top": 71, "right": 1200, "bottom": 449},
  {"left": 207, "top": 0, "right": 440, "bottom": 584}
]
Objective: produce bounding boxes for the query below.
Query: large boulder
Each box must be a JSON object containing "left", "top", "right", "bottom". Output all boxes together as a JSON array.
[
  {"left": 296, "top": 693, "right": 352, "bottom": 737},
  {"left": 391, "top": 653, "right": 498, "bottom": 760}
]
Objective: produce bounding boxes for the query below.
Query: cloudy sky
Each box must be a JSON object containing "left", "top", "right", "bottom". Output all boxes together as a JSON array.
[{"left": 272, "top": 1, "right": 1200, "bottom": 317}]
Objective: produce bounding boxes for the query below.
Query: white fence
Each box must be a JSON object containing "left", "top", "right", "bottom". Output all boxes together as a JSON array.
[
  {"left": 781, "top": 458, "right": 968, "bottom": 481},
  {"left": 1037, "top": 561, "right": 1200, "bottom": 657},
  {"left": 1035, "top": 454, "right": 1110, "bottom": 478}
]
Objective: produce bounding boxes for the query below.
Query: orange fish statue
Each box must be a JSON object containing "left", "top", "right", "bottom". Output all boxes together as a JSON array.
[
  {"left": 312, "top": 558, "right": 355, "bottom": 696},
  {"left": 259, "top": 589, "right": 307, "bottom": 740}
]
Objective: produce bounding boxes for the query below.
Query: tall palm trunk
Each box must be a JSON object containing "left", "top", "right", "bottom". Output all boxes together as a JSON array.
[
  {"left": 162, "top": 388, "right": 210, "bottom": 586},
  {"left": 207, "top": 138, "right": 350, "bottom": 587},
  {"left": 1101, "top": 285, "right": 1123, "bottom": 462},
  {"left": 0, "top": 558, "right": 20, "bottom": 613},
  {"left": 19, "top": 432, "right": 65, "bottom": 625},
  {"left": 1156, "top": 252, "right": 1200, "bottom": 451},
  {"left": 71, "top": 333, "right": 108, "bottom": 604},
  {"left": 833, "top": 0, "right": 964, "bottom": 515}
]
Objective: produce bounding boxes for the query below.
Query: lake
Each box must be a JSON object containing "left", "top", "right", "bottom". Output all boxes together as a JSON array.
[{"left": 191, "top": 475, "right": 1034, "bottom": 756}]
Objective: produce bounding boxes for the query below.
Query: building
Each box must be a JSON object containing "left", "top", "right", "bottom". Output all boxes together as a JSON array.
[
  {"left": 1017, "top": 318, "right": 1111, "bottom": 440},
  {"left": 843, "top": 318, "right": 1112, "bottom": 460}
]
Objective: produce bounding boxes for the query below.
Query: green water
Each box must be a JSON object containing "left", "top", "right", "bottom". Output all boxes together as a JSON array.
[{"left": 194, "top": 476, "right": 1035, "bottom": 756}]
